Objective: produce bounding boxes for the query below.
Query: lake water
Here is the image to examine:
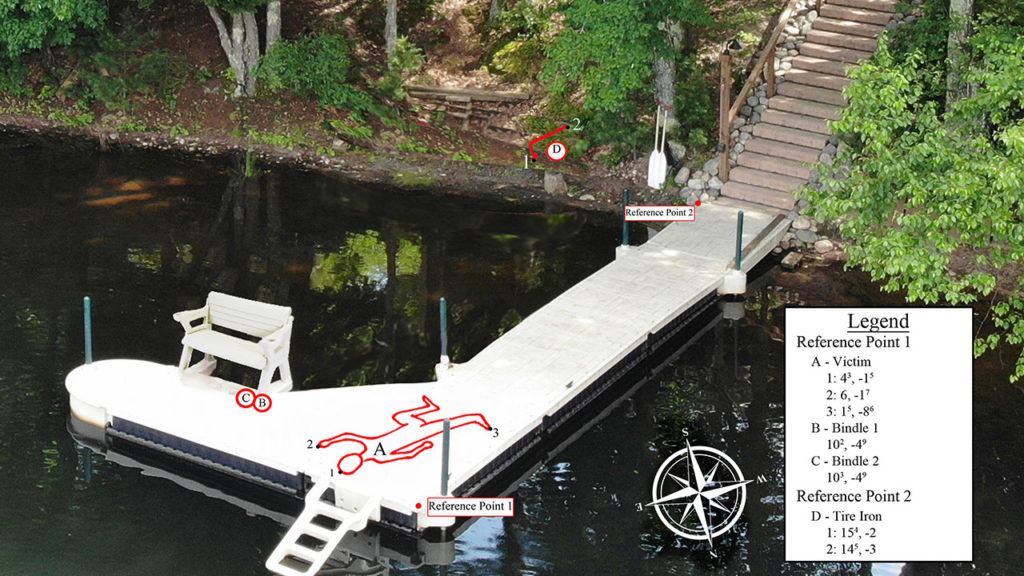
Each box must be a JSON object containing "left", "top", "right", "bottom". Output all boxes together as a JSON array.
[{"left": 0, "top": 134, "right": 1019, "bottom": 575}]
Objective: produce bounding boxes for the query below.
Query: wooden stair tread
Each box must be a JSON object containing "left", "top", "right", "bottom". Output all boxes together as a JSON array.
[
  {"left": 721, "top": 181, "right": 797, "bottom": 211},
  {"left": 754, "top": 122, "right": 830, "bottom": 149},
  {"left": 791, "top": 55, "right": 854, "bottom": 77},
  {"left": 769, "top": 95, "right": 841, "bottom": 120},
  {"left": 800, "top": 41, "right": 875, "bottom": 64},
  {"left": 737, "top": 151, "right": 813, "bottom": 179},
  {"left": 828, "top": 0, "right": 897, "bottom": 13},
  {"left": 777, "top": 82, "right": 846, "bottom": 106},
  {"left": 784, "top": 68, "right": 851, "bottom": 91},
  {"left": 761, "top": 109, "right": 831, "bottom": 134},
  {"left": 813, "top": 16, "right": 886, "bottom": 38},
  {"left": 730, "top": 166, "right": 808, "bottom": 192},
  {"left": 805, "top": 29, "right": 879, "bottom": 52},
  {"left": 745, "top": 137, "right": 823, "bottom": 164},
  {"left": 819, "top": 4, "right": 894, "bottom": 25}
]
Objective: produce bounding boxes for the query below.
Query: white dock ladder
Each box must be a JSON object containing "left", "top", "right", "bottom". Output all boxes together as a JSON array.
[{"left": 266, "top": 478, "right": 380, "bottom": 576}]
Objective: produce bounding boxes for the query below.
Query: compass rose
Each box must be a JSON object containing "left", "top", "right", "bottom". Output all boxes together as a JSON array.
[{"left": 647, "top": 442, "right": 751, "bottom": 546}]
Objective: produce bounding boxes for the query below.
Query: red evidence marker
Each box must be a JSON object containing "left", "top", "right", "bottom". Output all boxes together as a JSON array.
[
  {"left": 528, "top": 125, "right": 568, "bottom": 159},
  {"left": 546, "top": 141, "right": 567, "bottom": 162}
]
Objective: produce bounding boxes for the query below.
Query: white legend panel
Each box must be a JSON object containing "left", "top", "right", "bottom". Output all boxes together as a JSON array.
[{"left": 786, "top": 308, "right": 972, "bottom": 562}]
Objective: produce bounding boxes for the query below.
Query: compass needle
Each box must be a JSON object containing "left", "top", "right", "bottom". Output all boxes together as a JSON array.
[
  {"left": 647, "top": 486, "right": 698, "bottom": 506},
  {"left": 701, "top": 479, "right": 752, "bottom": 500},
  {"left": 687, "top": 441, "right": 708, "bottom": 490}
]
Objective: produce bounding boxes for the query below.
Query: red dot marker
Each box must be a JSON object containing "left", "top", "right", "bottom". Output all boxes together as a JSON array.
[
  {"left": 415, "top": 503, "right": 422, "bottom": 509},
  {"left": 695, "top": 200, "right": 701, "bottom": 207}
]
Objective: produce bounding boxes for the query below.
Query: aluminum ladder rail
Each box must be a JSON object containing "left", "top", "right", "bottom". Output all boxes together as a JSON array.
[{"left": 266, "top": 478, "right": 380, "bottom": 576}]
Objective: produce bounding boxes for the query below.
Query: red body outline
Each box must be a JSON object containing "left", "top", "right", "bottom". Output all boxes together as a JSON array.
[{"left": 317, "top": 395, "right": 491, "bottom": 475}]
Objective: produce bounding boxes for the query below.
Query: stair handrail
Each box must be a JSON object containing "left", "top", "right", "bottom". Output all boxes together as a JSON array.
[{"left": 718, "top": 0, "right": 818, "bottom": 182}]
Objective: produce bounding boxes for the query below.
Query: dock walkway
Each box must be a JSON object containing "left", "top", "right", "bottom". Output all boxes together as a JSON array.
[{"left": 66, "top": 203, "right": 788, "bottom": 575}]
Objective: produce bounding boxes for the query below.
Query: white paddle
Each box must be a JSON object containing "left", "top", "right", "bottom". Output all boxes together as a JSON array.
[{"left": 647, "top": 106, "right": 668, "bottom": 189}]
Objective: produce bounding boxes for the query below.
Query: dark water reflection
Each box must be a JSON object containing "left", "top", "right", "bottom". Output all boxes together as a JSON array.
[{"left": 0, "top": 134, "right": 1020, "bottom": 575}]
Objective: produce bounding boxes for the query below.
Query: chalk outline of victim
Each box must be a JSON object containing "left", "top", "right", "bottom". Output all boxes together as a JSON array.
[{"left": 316, "top": 395, "right": 492, "bottom": 475}]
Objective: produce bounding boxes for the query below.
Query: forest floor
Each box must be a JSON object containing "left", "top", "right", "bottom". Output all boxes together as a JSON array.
[{"left": 0, "top": 0, "right": 781, "bottom": 211}]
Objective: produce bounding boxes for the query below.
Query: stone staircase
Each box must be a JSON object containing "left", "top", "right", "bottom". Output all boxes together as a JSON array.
[{"left": 721, "top": 0, "right": 898, "bottom": 211}]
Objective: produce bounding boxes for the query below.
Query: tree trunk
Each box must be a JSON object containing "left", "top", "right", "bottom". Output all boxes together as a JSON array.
[
  {"left": 655, "top": 19, "right": 686, "bottom": 162},
  {"left": 266, "top": 0, "right": 281, "bottom": 53},
  {"left": 242, "top": 11, "right": 260, "bottom": 96},
  {"left": 385, "top": 0, "right": 398, "bottom": 58},
  {"left": 946, "top": 0, "right": 975, "bottom": 110},
  {"left": 207, "top": 5, "right": 261, "bottom": 97},
  {"left": 488, "top": 0, "right": 503, "bottom": 24}
]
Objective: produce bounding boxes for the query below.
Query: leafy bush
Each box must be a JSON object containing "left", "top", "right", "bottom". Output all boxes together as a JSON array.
[
  {"left": 0, "top": 59, "right": 32, "bottom": 97},
  {"left": 259, "top": 34, "right": 381, "bottom": 118},
  {"left": 376, "top": 37, "right": 424, "bottom": 100},
  {"left": 540, "top": 0, "right": 714, "bottom": 158},
  {"left": 487, "top": 0, "right": 567, "bottom": 82},
  {"left": 803, "top": 24, "right": 1024, "bottom": 382},
  {"left": 73, "top": 19, "right": 189, "bottom": 111}
]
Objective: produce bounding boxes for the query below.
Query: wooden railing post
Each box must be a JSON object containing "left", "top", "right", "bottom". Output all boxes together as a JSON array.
[
  {"left": 718, "top": 49, "right": 733, "bottom": 183},
  {"left": 766, "top": 42, "right": 778, "bottom": 98},
  {"left": 816, "top": 0, "right": 823, "bottom": 11}
]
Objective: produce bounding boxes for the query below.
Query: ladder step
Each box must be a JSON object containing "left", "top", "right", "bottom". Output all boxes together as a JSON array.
[{"left": 266, "top": 478, "right": 380, "bottom": 576}]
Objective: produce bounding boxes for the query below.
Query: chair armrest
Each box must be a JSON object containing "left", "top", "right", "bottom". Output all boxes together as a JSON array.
[
  {"left": 173, "top": 307, "right": 209, "bottom": 334},
  {"left": 259, "top": 318, "right": 293, "bottom": 356}
]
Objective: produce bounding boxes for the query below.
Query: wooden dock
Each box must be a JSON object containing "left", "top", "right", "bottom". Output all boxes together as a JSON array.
[{"left": 66, "top": 202, "right": 788, "bottom": 575}]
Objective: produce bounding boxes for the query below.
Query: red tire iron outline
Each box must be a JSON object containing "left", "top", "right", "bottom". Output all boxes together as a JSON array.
[{"left": 528, "top": 125, "right": 569, "bottom": 160}]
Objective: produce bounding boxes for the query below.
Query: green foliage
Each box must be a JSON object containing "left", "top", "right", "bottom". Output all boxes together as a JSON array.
[
  {"left": 0, "top": 60, "right": 31, "bottom": 97},
  {"left": 328, "top": 119, "right": 374, "bottom": 141},
  {"left": 487, "top": 0, "right": 567, "bottom": 82},
  {"left": 979, "top": 0, "right": 1024, "bottom": 25},
  {"left": 801, "top": 25, "right": 1024, "bottom": 381},
  {"left": 375, "top": 37, "right": 424, "bottom": 100},
  {"left": 204, "top": 0, "right": 269, "bottom": 14},
  {"left": 73, "top": 18, "right": 189, "bottom": 111},
  {"left": 672, "top": 55, "right": 716, "bottom": 150},
  {"left": 48, "top": 109, "right": 95, "bottom": 128},
  {"left": 0, "top": 0, "right": 107, "bottom": 61},
  {"left": 259, "top": 33, "right": 382, "bottom": 119},
  {"left": 540, "top": 0, "right": 714, "bottom": 156}
]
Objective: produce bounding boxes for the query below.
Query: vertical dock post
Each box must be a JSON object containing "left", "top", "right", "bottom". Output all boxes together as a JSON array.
[
  {"left": 440, "top": 418, "right": 451, "bottom": 496},
  {"left": 83, "top": 296, "right": 93, "bottom": 364},
  {"left": 720, "top": 210, "right": 747, "bottom": 295},
  {"left": 734, "top": 210, "right": 745, "bottom": 270},
  {"left": 621, "top": 188, "right": 630, "bottom": 246},
  {"left": 439, "top": 297, "right": 449, "bottom": 364},
  {"left": 617, "top": 189, "right": 632, "bottom": 260}
]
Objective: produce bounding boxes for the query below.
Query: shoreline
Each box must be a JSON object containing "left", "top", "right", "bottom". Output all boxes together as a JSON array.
[{"left": 0, "top": 114, "right": 627, "bottom": 214}]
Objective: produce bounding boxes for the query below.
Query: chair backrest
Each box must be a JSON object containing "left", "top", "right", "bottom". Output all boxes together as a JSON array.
[{"left": 206, "top": 292, "right": 292, "bottom": 338}]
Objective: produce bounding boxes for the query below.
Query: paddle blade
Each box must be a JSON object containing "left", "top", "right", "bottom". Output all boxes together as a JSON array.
[{"left": 647, "top": 151, "right": 667, "bottom": 189}]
